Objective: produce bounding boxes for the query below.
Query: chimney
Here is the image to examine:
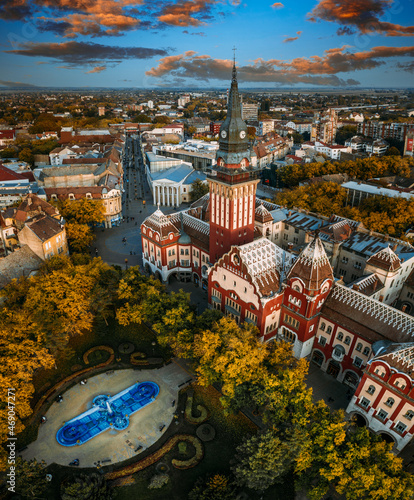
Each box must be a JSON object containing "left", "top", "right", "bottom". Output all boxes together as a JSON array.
[
  {"left": 373, "top": 280, "right": 378, "bottom": 291},
  {"left": 353, "top": 284, "right": 359, "bottom": 291},
  {"left": 287, "top": 242, "right": 294, "bottom": 250},
  {"left": 402, "top": 305, "right": 407, "bottom": 312},
  {"left": 392, "top": 243, "right": 398, "bottom": 251},
  {"left": 379, "top": 295, "right": 384, "bottom": 302}
]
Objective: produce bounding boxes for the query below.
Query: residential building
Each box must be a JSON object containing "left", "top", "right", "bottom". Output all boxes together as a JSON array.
[
  {"left": 358, "top": 121, "right": 413, "bottom": 142},
  {"left": 242, "top": 103, "right": 259, "bottom": 121}
]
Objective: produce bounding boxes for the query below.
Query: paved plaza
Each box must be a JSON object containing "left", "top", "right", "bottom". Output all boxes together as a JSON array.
[{"left": 21, "top": 364, "right": 190, "bottom": 468}]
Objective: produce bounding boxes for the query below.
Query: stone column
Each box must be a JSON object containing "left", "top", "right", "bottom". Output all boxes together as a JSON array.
[
  {"left": 162, "top": 185, "right": 166, "bottom": 205},
  {"left": 153, "top": 184, "right": 156, "bottom": 204},
  {"left": 167, "top": 186, "right": 170, "bottom": 206}
]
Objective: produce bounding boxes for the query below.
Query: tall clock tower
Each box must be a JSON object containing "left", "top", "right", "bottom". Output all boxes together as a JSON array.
[{"left": 208, "top": 59, "right": 259, "bottom": 262}]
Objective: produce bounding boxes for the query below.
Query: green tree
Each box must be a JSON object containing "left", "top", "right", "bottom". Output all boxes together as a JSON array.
[
  {"left": 61, "top": 473, "right": 112, "bottom": 500},
  {"left": 189, "top": 474, "right": 237, "bottom": 500},
  {"left": 335, "top": 125, "right": 357, "bottom": 145},
  {"left": 385, "top": 146, "right": 401, "bottom": 156},
  {"left": 232, "top": 431, "right": 294, "bottom": 491},
  {"left": 190, "top": 178, "right": 209, "bottom": 201},
  {"left": 15, "top": 457, "right": 49, "bottom": 499}
]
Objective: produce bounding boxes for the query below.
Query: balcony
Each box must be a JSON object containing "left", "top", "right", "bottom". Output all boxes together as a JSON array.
[{"left": 332, "top": 346, "right": 345, "bottom": 362}]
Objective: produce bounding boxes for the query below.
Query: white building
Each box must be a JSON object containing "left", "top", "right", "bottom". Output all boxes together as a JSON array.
[{"left": 149, "top": 164, "right": 207, "bottom": 207}]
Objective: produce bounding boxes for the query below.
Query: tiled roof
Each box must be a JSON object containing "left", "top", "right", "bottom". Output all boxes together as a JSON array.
[
  {"left": 372, "top": 343, "right": 414, "bottom": 376},
  {"left": 322, "top": 284, "right": 414, "bottom": 344},
  {"left": 0, "top": 164, "right": 28, "bottom": 182},
  {"left": 0, "top": 245, "right": 42, "bottom": 289},
  {"left": 349, "top": 273, "right": 384, "bottom": 296},
  {"left": 255, "top": 204, "right": 273, "bottom": 223},
  {"left": 24, "top": 213, "right": 64, "bottom": 242},
  {"left": 17, "top": 193, "right": 59, "bottom": 218},
  {"left": 143, "top": 208, "right": 180, "bottom": 239},
  {"left": 287, "top": 235, "right": 333, "bottom": 290},
  {"left": 366, "top": 246, "right": 401, "bottom": 272}
]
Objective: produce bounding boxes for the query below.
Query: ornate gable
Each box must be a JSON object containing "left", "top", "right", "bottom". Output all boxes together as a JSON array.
[{"left": 287, "top": 235, "right": 333, "bottom": 290}]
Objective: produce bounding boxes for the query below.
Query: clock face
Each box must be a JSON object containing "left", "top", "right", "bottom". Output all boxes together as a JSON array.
[
  {"left": 240, "top": 131, "right": 246, "bottom": 139},
  {"left": 221, "top": 130, "right": 227, "bottom": 138}
]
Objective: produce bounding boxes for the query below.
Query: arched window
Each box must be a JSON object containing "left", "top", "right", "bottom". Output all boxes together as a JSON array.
[
  {"left": 395, "top": 378, "right": 407, "bottom": 390},
  {"left": 367, "top": 385, "right": 375, "bottom": 395},
  {"left": 385, "top": 397, "right": 395, "bottom": 407},
  {"left": 326, "top": 326, "right": 332, "bottom": 334},
  {"left": 337, "top": 332, "right": 344, "bottom": 341},
  {"left": 363, "top": 347, "right": 370, "bottom": 356},
  {"left": 320, "top": 322, "right": 326, "bottom": 331},
  {"left": 344, "top": 336, "right": 351, "bottom": 345},
  {"left": 375, "top": 366, "right": 386, "bottom": 378},
  {"left": 356, "top": 343, "right": 362, "bottom": 352},
  {"left": 404, "top": 410, "right": 414, "bottom": 421}
]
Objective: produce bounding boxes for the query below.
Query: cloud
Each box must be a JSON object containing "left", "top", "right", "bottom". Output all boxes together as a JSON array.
[
  {"left": 271, "top": 2, "right": 283, "bottom": 8},
  {"left": 0, "top": 0, "right": 232, "bottom": 37},
  {"left": 146, "top": 45, "right": 414, "bottom": 86},
  {"left": 182, "top": 29, "right": 206, "bottom": 35},
  {"left": 0, "top": 80, "right": 38, "bottom": 88},
  {"left": 4, "top": 41, "right": 169, "bottom": 66},
  {"left": 396, "top": 61, "right": 414, "bottom": 72},
  {"left": 308, "top": 0, "right": 414, "bottom": 37},
  {"left": 157, "top": 0, "right": 215, "bottom": 27},
  {"left": 86, "top": 65, "right": 107, "bottom": 73},
  {"left": 283, "top": 30, "right": 302, "bottom": 43}
]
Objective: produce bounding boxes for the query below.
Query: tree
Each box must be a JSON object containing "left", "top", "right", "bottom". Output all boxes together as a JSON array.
[
  {"left": 18, "top": 147, "right": 34, "bottom": 165},
  {"left": 61, "top": 473, "right": 112, "bottom": 500},
  {"left": 189, "top": 474, "right": 237, "bottom": 500},
  {"left": 190, "top": 178, "right": 209, "bottom": 201},
  {"left": 65, "top": 222, "right": 95, "bottom": 253},
  {"left": 193, "top": 318, "right": 269, "bottom": 402},
  {"left": 57, "top": 198, "right": 105, "bottom": 226},
  {"left": 385, "top": 146, "right": 401, "bottom": 156},
  {"left": 14, "top": 458, "right": 49, "bottom": 499},
  {"left": 335, "top": 125, "right": 357, "bottom": 145},
  {"left": 232, "top": 431, "right": 294, "bottom": 491}
]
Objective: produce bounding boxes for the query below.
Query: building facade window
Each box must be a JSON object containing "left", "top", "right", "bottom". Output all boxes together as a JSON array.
[
  {"left": 377, "top": 409, "right": 388, "bottom": 421},
  {"left": 360, "top": 397, "right": 370, "bottom": 408},
  {"left": 385, "top": 397, "right": 395, "bottom": 408},
  {"left": 395, "top": 422, "right": 407, "bottom": 434},
  {"left": 367, "top": 385, "right": 375, "bottom": 395},
  {"left": 319, "top": 336, "right": 326, "bottom": 346},
  {"left": 353, "top": 357, "right": 363, "bottom": 368}
]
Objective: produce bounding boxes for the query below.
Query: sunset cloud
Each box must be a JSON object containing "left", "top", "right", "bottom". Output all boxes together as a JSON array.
[
  {"left": 308, "top": 0, "right": 414, "bottom": 37},
  {"left": 157, "top": 0, "right": 215, "bottom": 27},
  {"left": 146, "top": 45, "right": 414, "bottom": 86},
  {"left": 86, "top": 65, "right": 107, "bottom": 73},
  {"left": 0, "top": 0, "right": 231, "bottom": 37},
  {"left": 271, "top": 2, "right": 284, "bottom": 8},
  {"left": 283, "top": 31, "right": 302, "bottom": 43},
  {"left": 4, "top": 41, "right": 168, "bottom": 66}
]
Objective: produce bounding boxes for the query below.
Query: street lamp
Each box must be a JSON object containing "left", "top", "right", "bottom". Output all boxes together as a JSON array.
[{"left": 125, "top": 258, "right": 128, "bottom": 270}]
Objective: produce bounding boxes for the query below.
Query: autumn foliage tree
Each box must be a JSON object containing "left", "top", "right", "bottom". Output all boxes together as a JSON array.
[{"left": 55, "top": 198, "right": 105, "bottom": 252}]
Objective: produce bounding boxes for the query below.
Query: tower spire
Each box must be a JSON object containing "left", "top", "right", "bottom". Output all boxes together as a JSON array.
[{"left": 232, "top": 46, "right": 237, "bottom": 82}]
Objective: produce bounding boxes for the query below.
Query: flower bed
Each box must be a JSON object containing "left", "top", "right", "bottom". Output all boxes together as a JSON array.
[
  {"left": 130, "top": 352, "right": 149, "bottom": 366},
  {"left": 28, "top": 351, "right": 115, "bottom": 425},
  {"left": 83, "top": 346, "right": 114, "bottom": 365},
  {"left": 105, "top": 434, "right": 204, "bottom": 480},
  {"left": 171, "top": 435, "right": 204, "bottom": 470},
  {"left": 185, "top": 391, "right": 209, "bottom": 424}
]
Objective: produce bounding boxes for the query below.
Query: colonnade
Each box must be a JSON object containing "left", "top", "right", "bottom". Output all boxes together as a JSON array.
[{"left": 153, "top": 184, "right": 180, "bottom": 207}]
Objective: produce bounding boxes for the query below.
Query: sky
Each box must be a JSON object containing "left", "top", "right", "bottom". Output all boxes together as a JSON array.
[{"left": 0, "top": 0, "right": 413, "bottom": 88}]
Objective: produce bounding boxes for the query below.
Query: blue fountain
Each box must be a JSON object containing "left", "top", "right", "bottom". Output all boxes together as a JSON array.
[{"left": 56, "top": 381, "right": 159, "bottom": 446}]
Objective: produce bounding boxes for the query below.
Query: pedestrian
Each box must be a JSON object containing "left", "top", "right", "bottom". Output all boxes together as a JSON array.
[{"left": 95, "top": 248, "right": 98, "bottom": 255}]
